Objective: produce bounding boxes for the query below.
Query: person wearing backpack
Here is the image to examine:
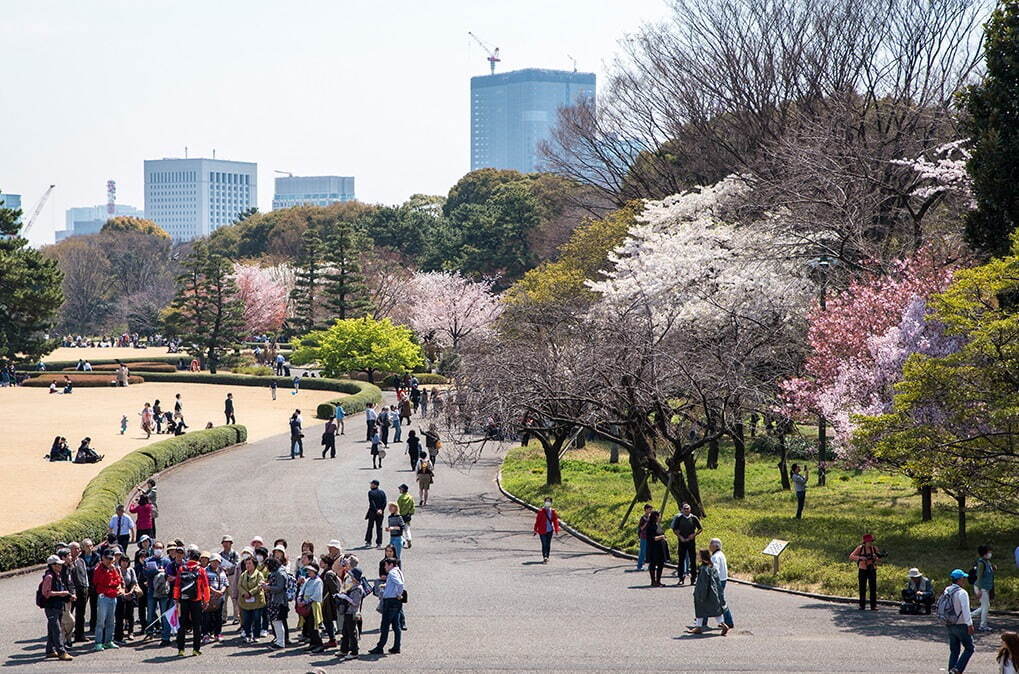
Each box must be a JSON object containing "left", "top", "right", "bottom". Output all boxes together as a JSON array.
[
  {"left": 939, "top": 568, "right": 975, "bottom": 674},
  {"left": 39, "top": 555, "right": 74, "bottom": 660},
  {"left": 971, "top": 544, "right": 996, "bottom": 632},
  {"left": 173, "top": 548, "right": 210, "bottom": 657},
  {"left": 849, "top": 533, "right": 883, "bottom": 610}
]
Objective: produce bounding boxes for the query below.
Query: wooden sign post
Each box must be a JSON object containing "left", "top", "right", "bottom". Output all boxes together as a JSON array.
[{"left": 762, "top": 539, "right": 789, "bottom": 574}]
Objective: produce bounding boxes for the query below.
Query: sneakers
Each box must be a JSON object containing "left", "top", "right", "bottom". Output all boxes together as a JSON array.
[
  {"left": 178, "top": 649, "right": 187, "bottom": 657},
  {"left": 93, "top": 644, "right": 104, "bottom": 652},
  {"left": 978, "top": 625, "right": 993, "bottom": 632},
  {"left": 58, "top": 653, "right": 73, "bottom": 661},
  {"left": 325, "top": 640, "right": 338, "bottom": 648},
  {"left": 192, "top": 649, "right": 201, "bottom": 656}
]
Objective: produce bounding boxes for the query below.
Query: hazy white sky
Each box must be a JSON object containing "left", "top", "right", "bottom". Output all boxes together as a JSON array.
[{"left": 1, "top": 0, "right": 671, "bottom": 245}]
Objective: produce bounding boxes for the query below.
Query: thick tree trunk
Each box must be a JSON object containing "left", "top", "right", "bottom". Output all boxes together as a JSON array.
[
  {"left": 817, "top": 416, "right": 828, "bottom": 486},
  {"left": 778, "top": 431, "right": 791, "bottom": 490},
  {"left": 921, "top": 485, "right": 933, "bottom": 522},
  {"left": 683, "top": 452, "right": 702, "bottom": 513},
  {"left": 706, "top": 416, "right": 719, "bottom": 470},
  {"left": 956, "top": 494, "right": 967, "bottom": 549},
  {"left": 543, "top": 442, "right": 563, "bottom": 487},
  {"left": 629, "top": 446, "right": 652, "bottom": 501},
  {"left": 365, "top": 369, "right": 375, "bottom": 384},
  {"left": 733, "top": 421, "right": 746, "bottom": 500},
  {"left": 609, "top": 443, "right": 619, "bottom": 464}
]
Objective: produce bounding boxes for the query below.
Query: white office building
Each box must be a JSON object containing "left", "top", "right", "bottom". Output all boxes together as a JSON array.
[
  {"left": 144, "top": 157, "right": 257, "bottom": 241},
  {"left": 272, "top": 175, "right": 355, "bottom": 210},
  {"left": 56, "top": 203, "right": 145, "bottom": 242}
]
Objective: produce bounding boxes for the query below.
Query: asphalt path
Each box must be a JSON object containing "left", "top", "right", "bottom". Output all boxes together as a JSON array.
[{"left": 1, "top": 405, "right": 1014, "bottom": 672}]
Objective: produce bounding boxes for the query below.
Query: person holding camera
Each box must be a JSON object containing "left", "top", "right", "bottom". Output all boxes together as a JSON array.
[{"left": 849, "top": 533, "right": 884, "bottom": 610}]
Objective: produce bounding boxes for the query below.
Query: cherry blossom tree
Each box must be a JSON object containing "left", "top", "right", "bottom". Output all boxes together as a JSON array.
[
  {"left": 234, "top": 263, "right": 291, "bottom": 335},
  {"left": 407, "top": 271, "right": 503, "bottom": 350}
]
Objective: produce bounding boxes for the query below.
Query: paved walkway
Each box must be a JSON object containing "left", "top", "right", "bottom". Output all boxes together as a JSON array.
[{"left": 1, "top": 409, "right": 1013, "bottom": 672}]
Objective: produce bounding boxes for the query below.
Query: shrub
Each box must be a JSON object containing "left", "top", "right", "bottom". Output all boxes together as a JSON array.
[
  {"left": 61, "top": 362, "right": 175, "bottom": 373},
  {"left": 229, "top": 365, "right": 275, "bottom": 376},
  {"left": 22, "top": 373, "right": 145, "bottom": 387},
  {"left": 19, "top": 354, "right": 181, "bottom": 370},
  {"left": 0, "top": 425, "right": 245, "bottom": 571}
]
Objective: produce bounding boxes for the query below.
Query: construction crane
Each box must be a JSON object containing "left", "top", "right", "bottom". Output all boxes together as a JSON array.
[
  {"left": 567, "top": 54, "right": 577, "bottom": 72},
  {"left": 22, "top": 184, "right": 55, "bottom": 236},
  {"left": 468, "top": 32, "right": 501, "bottom": 75},
  {"left": 274, "top": 170, "right": 293, "bottom": 177}
]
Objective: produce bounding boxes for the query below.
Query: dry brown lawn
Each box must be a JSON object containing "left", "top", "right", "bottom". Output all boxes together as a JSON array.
[{"left": 0, "top": 382, "right": 338, "bottom": 535}]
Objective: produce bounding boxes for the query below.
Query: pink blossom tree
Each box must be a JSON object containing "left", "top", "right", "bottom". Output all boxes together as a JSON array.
[
  {"left": 234, "top": 263, "right": 291, "bottom": 336},
  {"left": 407, "top": 271, "right": 503, "bottom": 350}
]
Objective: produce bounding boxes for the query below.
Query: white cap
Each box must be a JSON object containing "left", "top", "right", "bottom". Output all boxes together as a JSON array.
[
  {"left": 328, "top": 539, "right": 342, "bottom": 549},
  {"left": 46, "top": 555, "right": 63, "bottom": 565}
]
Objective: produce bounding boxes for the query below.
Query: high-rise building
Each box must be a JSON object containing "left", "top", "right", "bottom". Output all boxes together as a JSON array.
[
  {"left": 1, "top": 193, "right": 21, "bottom": 215},
  {"left": 272, "top": 175, "right": 355, "bottom": 210},
  {"left": 56, "top": 203, "right": 145, "bottom": 242},
  {"left": 144, "top": 157, "right": 257, "bottom": 242},
  {"left": 471, "top": 68, "right": 596, "bottom": 174}
]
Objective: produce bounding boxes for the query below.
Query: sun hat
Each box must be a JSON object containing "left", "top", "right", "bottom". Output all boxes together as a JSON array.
[
  {"left": 328, "top": 539, "right": 342, "bottom": 549},
  {"left": 210, "top": 553, "right": 222, "bottom": 562},
  {"left": 251, "top": 536, "right": 264, "bottom": 544},
  {"left": 199, "top": 551, "right": 210, "bottom": 559},
  {"left": 138, "top": 535, "right": 151, "bottom": 544},
  {"left": 273, "top": 545, "right": 287, "bottom": 553},
  {"left": 907, "top": 568, "right": 922, "bottom": 578},
  {"left": 46, "top": 555, "right": 63, "bottom": 565},
  {"left": 221, "top": 535, "right": 233, "bottom": 543},
  {"left": 862, "top": 534, "right": 874, "bottom": 543},
  {"left": 304, "top": 565, "right": 319, "bottom": 574},
  {"left": 950, "top": 568, "right": 967, "bottom": 580}
]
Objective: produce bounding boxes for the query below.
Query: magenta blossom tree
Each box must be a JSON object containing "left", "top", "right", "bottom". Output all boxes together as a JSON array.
[{"left": 234, "top": 263, "right": 291, "bottom": 336}]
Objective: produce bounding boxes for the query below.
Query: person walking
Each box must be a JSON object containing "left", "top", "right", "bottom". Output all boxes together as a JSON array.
[
  {"left": 997, "top": 632, "right": 1019, "bottom": 674},
  {"left": 391, "top": 406, "right": 403, "bottom": 443},
  {"left": 365, "top": 403, "right": 378, "bottom": 442},
  {"left": 386, "top": 503, "right": 406, "bottom": 559},
  {"left": 645, "top": 510, "right": 669, "bottom": 587},
  {"left": 419, "top": 388, "right": 429, "bottom": 417},
  {"left": 108, "top": 504, "right": 135, "bottom": 552},
  {"left": 238, "top": 556, "right": 266, "bottom": 643},
  {"left": 92, "top": 548, "right": 122, "bottom": 651},
  {"left": 397, "top": 485, "right": 415, "bottom": 549},
  {"left": 940, "top": 568, "right": 974, "bottom": 674},
  {"left": 416, "top": 458, "right": 434, "bottom": 506},
  {"left": 174, "top": 548, "right": 210, "bottom": 657},
  {"left": 270, "top": 380, "right": 277, "bottom": 400},
  {"left": 41, "top": 555, "right": 75, "bottom": 660},
  {"left": 153, "top": 400, "right": 163, "bottom": 434},
  {"left": 399, "top": 396, "right": 412, "bottom": 427},
  {"left": 297, "top": 564, "right": 325, "bottom": 652},
  {"left": 140, "top": 403, "right": 154, "bottom": 439},
  {"left": 335, "top": 403, "right": 345, "bottom": 435},
  {"left": 636, "top": 504, "right": 652, "bottom": 572},
  {"left": 532, "top": 497, "right": 560, "bottom": 564},
  {"left": 289, "top": 409, "right": 304, "bottom": 459},
  {"left": 379, "top": 406, "right": 391, "bottom": 446},
  {"left": 670, "top": 502, "right": 702, "bottom": 585},
  {"left": 969, "top": 544, "right": 996, "bottom": 631},
  {"left": 365, "top": 481, "right": 387, "bottom": 548},
  {"left": 371, "top": 428, "right": 384, "bottom": 468},
  {"left": 406, "top": 430, "right": 421, "bottom": 471},
  {"left": 173, "top": 393, "right": 184, "bottom": 425},
  {"left": 322, "top": 417, "right": 338, "bottom": 459},
  {"left": 849, "top": 533, "right": 882, "bottom": 610},
  {"left": 424, "top": 425, "right": 440, "bottom": 466},
  {"left": 224, "top": 393, "right": 236, "bottom": 425},
  {"left": 368, "top": 558, "right": 405, "bottom": 655},
  {"left": 709, "top": 538, "right": 734, "bottom": 628},
  {"left": 791, "top": 463, "right": 808, "bottom": 518},
  {"left": 687, "top": 549, "right": 729, "bottom": 635}
]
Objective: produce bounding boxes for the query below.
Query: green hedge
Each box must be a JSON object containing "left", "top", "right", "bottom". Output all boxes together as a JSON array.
[
  {"left": 62, "top": 362, "right": 176, "bottom": 373},
  {"left": 23, "top": 373, "right": 145, "bottom": 387},
  {"left": 134, "top": 372, "right": 382, "bottom": 420},
  {"left": 29, "top": 354, "right": 182, "bottom": 370},
  {"left": 0, "top": 425, "right": 246, "bottom": 571}
]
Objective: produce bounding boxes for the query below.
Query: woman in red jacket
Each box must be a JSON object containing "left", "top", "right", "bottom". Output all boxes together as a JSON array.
[{"left": 532, "top": 497, "right": 560, "bottom": 564}]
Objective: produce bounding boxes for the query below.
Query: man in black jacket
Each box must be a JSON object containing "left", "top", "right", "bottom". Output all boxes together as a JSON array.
[
  {"left": 224, "top": 393, "right": 235, "bottom": 425},
  {"left": 365, "top": 481, "right": 387, "bottom": 548}
]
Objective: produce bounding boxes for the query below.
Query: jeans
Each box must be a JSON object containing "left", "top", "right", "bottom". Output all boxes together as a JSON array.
[
  {"left": 539, "top": 532, "right": 553, "bottom": 559},
  {"left": 241, "top": 607, "right": 263, "bottom": 638},
  {"left": 392, "top": 422, "right": 402, "bottom": 442},
  {"left": 375, "top": 598, "right": 402, "bottom": 650},
  {"left": 720, "top": 579, "right": 734, "bottom": 627},
  {"left": 176, "top": 599, "right": 203, "bottom": 652},
  {"left": 291, "top": 436, "right": 303, "bottom": 458},
  {"left": 148, "top": 595, "right": 171, "bottom": 640},
  {"left": 45, "top": 605, "right": 67, "bottom": 654},
  {"left": 858, "top": 567, "right": 877, "bottom": 609},
  {"left": 795, "top": 490, "right": 805, "bottom": 518},
  {"left": 947, "top": 624, "right": 974, "bottom": 672},
  {"left": 95, "top": 595, "right": 117, "bottom": 645},
  {"left": 972, "top": 587, "right": 991, "bottom": 628},
  {"left": 636, "top": 538, "right": 648, "bottom": 570},
  {"left": 391, "top": 536, "right": 403, "bottom": 559}
]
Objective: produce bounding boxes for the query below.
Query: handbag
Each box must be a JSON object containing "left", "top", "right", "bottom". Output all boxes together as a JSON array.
[
  {"left": 378, "top": 448, "right": 387, "bottom": 459},
  {"left": 295, "top": 601, "right": 311, "bottom": 617},
  {"left": 400, "top": 589, "right": 408, "bottom": 604}
]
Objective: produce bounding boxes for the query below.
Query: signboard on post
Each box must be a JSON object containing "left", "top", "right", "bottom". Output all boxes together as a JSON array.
[{"left": 762, "top": 539, "right": 789, "bottom": 574}]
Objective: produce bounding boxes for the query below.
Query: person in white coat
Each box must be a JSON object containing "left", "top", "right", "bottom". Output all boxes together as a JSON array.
[{"left": 709, "top": 538, "right": 734, "bottom": 628}]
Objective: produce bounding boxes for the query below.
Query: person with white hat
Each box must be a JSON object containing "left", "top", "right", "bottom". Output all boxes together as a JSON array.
[
  {"left": 204, "top": 553, "right": 228, "bottom": 642},
  {"left": 40, "top": 554, "right": 74, "bottom": 660},
  {"left": 218, "top": 536, "right": 240, "bottom": 625},
  {"left": 901, "top": 567, "right": 934, "bottom": 614}
]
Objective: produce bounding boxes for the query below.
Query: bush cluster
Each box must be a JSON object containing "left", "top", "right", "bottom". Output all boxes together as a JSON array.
[
  {"left": 23, "top": 373, "right": 146, "bottom": 387},
  {"left": 0, "top": 426, "right": 246, "bottom": 571},
  {"left": 18, "top": 354, "right": 182, "bottom": 370},
  {"left": 61, "top": 362, "right": 175, "bottom": 373}
]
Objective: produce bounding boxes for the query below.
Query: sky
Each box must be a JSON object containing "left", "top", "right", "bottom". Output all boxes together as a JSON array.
[{"left": 0, "top": 0, "right": 672, "bottom": 246}]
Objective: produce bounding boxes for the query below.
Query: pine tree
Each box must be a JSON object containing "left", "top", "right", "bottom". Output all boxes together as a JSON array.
[
  {"left": 960, "top": 0, "right": 1019, "bottom": 257},
  {"left": 322, "top": 221, "right": 373, "bottom": 321},
  {"left": 290, "top": 228, "right": 326, "bottom": 333},
  {"left": 164, "top": 241, "right": 244, "bottom": 373},
  {"left": 0, "top": 191, "right": 63, "bottom": 360}
]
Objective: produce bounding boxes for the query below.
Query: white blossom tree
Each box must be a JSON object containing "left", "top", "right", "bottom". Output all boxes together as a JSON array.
[{"left": 407, "top": 271, "right": 503, "bottom": 350}]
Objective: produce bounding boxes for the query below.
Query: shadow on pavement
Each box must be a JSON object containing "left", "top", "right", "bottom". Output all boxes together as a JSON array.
[{"left": 799, "top": 602, "right": 996, "bottom": 643}]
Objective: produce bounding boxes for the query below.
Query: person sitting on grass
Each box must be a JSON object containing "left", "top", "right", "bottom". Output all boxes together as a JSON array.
[{"left": 74, "top": 438, "right": 103, "bottom": 464}]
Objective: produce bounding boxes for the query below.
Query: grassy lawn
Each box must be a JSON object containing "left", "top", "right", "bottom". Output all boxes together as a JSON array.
[{"left": 501, "top": 441, "right": 1019, "bottom": 609}]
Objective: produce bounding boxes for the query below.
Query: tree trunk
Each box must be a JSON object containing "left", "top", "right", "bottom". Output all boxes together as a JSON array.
[
  {"left": 629, "top": 446, "right": 652, "bottom": 501},
  {"left": 733, "top": 421, "right": 746, "bottom": 500},
  {"left": 206, "top": 348, "right": 217, "bottom": 374},
  {"left": 365, "top": 369, "right": 375, "bottom": 384},
  {"left": 817, "top": 416, "right": 828, "bottom": 486},
  {"left": 609, "top": 443, "right": 619, "bottom": 464},
  {"left": 778, "top": 431, "right": 790, "bottom": 490},
  {"left": 706, "top": 416, "right": 719, "bottom": 470},
  {"left": 921, "top": 485, "right": 933, "bottom": 522},
  {"left": 956, "top": 494, "right": 967, "bottom": 549},
  {"left": 542, "top": 441, "right": 563, "bottom": 487},
  {"left": 683, "top": 451, "right": 702, "bottom": 512}
]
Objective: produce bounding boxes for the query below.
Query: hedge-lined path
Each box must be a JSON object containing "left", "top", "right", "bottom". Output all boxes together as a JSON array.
[
  {"left": 1, "top": 411, "right": 1015, "bottom": 672},
  {"left": 0, "top": 383, "right": 338, "bottom": 535}
]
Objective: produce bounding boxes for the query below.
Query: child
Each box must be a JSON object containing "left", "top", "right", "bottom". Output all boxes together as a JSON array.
[
  {"left": 120, "top": 415, "right": 129, "bottom": 435},
  {"left": 371, "top": 430, "right": 384, "bottom": 469},
  {"left": 270, "top": 380, "right": 277, "bottom": 401}
]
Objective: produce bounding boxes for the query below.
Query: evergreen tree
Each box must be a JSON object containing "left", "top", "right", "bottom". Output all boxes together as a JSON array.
[
  {"left": 290, "top": 228, "right": 326, "bottom": 333},
  {"left": 322, "top": 221, "right": 372, "bottom": 320},
  {"left": 0, "top": 191, "right": 63, "bottom": 360},
  {"left": 960, "top": 0, "right": 1019, "bottom": 257},
  {"left": 164, "top": 241, "right": 244, "bottom": 373}
]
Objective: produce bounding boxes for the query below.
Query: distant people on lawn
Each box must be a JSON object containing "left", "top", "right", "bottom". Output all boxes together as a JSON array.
[
  {"left": 140, "top": 402, "right": 154, "bottom": 439},
  {"left": 849, "top": 533, "right": 883, "bottom": 611},
  {"left": 532, "top": 497, "right": 560, "bottom": 564},
  {"left": 74, "top": 438, "right": 103, "bottom": 463},
  {"left": 46, "top": 436, "right": 71, "bottom": 461},
  {"left": 791, "top": 463, "right": 808, "bottom": 518}
]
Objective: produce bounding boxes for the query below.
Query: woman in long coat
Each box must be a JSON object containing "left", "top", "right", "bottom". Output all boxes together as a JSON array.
[
  {"left": 688, "top": 549, "right": 729, "bottom": 635},
  {"left": 646, "top": 510, "right": 670, "bottom": 587}
]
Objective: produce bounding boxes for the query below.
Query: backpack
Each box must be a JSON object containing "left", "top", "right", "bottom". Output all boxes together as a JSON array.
[
  {"left": 967, "top": 562, "right": 979, "bottom": 585},
  {"left": 285, "top": 571, "right": 298, "bottom": 602},
  {"left": 936, "top": 585, "right": 962, "bottom": 625},
  {"left": 35, "top": 574, "right": 48, "bottom": 609},
  {"left": 178, "top": 566, "right": 199, "bottom": 600}
]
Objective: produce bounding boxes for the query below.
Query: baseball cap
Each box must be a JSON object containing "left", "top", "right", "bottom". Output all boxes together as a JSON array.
[
  {"left": 101, "top": 549, "right": 116, "bottom": 559},
  {"left": 46, "top": 555, "right": 63, "bottom": 565},
  {"left": 950, "top": 569, "right": 967, "bottom": 580},
  {"left": 138, "top": 535, "right": 151, "bottom": 544}
]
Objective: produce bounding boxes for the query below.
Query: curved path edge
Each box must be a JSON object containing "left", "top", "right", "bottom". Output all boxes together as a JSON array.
[{"left": 495, "top": 468, "right": 1019, "bottom": 616}]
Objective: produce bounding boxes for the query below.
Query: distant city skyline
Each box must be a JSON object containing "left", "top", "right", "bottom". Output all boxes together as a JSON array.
[{"left": 0, "top": 0, "right": 671, "bottom": 246}]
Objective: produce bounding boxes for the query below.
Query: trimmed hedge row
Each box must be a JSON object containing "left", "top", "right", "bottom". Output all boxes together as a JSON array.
[
  {"left": 0, "top": 426, "right": 246, "bottom": 571},
  {"left": 30, "top": 354, "right": 182, "bottom": 370},
  {"left": 134, "top": 372, "right": 382, "bottom": 420},
  {"left": 61, "top": 362, "right": 176, "bottom": 373},
  {"left": 23, "top": 373, "right": 145, "bottom": 387}
]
